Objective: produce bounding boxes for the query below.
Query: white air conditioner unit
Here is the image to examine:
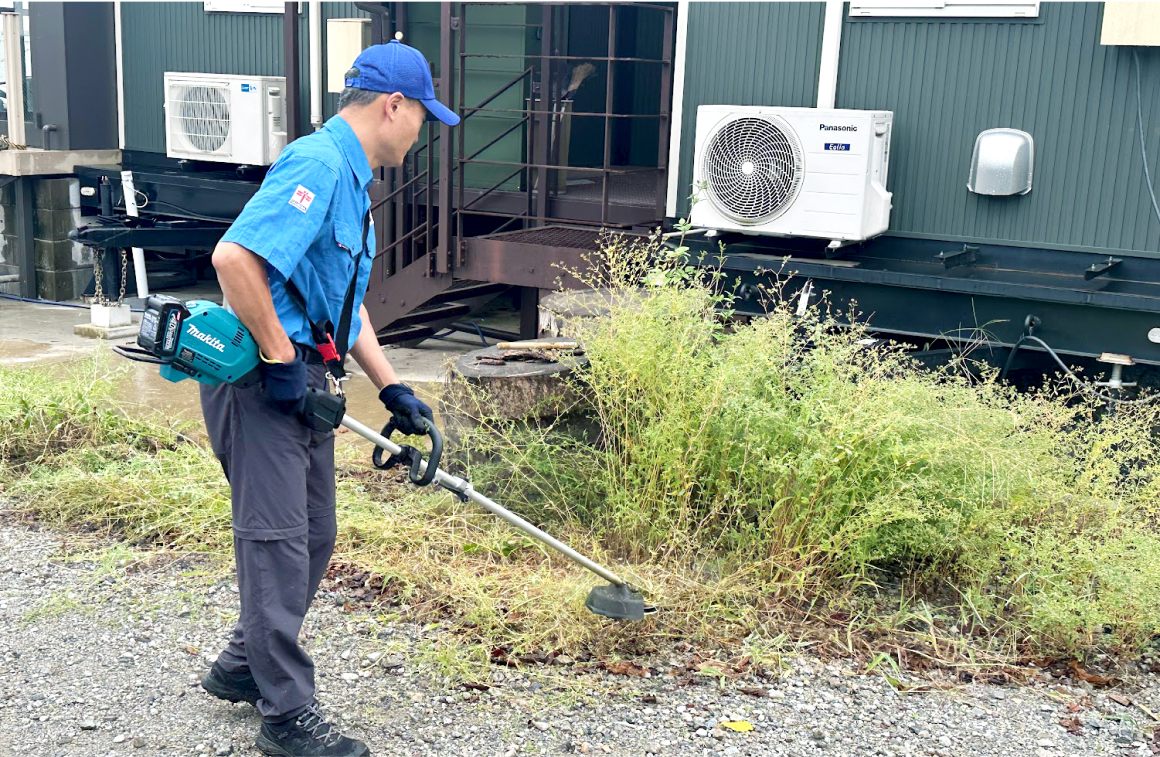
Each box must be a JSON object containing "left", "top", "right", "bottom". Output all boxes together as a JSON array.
[
  {"left": 164, "top": 73, "right": 288, "bottom": 166},
  {"left": 691, "top": 106, "right": 893, "bottom": 242}
]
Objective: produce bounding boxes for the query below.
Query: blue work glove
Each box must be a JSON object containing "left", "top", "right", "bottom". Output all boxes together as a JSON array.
[
  {"left": 379, "top": 383, "right": 434, "bottom": 436},
  {"left": 262, "top": 347, "right": 307, "bottom": 416}
]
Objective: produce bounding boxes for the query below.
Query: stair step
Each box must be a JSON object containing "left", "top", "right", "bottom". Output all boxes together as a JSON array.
[
  {"left": 426, "top": 281, "right": 509, "bottom": 306},
  {"left": 387, "top": 302, "right": 472, "bottom": 330},
  {"left": 376, "top": 325, "right": 438, "bottom": 346}
]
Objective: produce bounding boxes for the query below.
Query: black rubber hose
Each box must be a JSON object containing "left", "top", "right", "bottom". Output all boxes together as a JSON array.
[{"left": 1001, "top": 333, "right": 1160, "bottom": 407}]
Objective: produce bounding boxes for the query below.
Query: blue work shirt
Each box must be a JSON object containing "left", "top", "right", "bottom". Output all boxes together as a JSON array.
[{"left": 222, "top": 115, "right": 375, "bottom": 354}]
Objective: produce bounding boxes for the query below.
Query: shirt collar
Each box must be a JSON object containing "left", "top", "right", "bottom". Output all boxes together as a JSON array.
[{"left": 325, "top": 115, "right": 373, "bottom": 190}]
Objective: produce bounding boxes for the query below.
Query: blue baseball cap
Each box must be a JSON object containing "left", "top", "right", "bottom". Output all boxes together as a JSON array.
[{"left": 345, "top": 36, "right": 460, "bottom": 126}]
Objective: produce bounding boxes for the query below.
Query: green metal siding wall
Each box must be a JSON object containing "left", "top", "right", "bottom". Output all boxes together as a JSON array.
[
  {"left": 122, "top": 2, "right": 285, "bottom": 153},
  {"left": 123, "top": 2, "right": 374, "bottom": 154},
  {"left": 674, "top": 1, "right": 826, "bottom": 218},
  {"left": 838, "top": 2, "right": 1160, "bottom": 256},
  {"left": 121, "top": 2, "right": 527, "bottom": 190}
]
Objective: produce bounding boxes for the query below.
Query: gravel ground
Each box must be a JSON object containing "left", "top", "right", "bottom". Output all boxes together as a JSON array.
[{"left": 1, "top": 523, "right": 1158, "bottom": 757}]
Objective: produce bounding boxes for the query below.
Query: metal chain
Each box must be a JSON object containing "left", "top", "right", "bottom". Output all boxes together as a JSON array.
[
  {"left": 93, "top": 247, "right": 105, "bottom": 304},
  {"left": 118, "top": 248, "right": 129, "bottom": 303}
]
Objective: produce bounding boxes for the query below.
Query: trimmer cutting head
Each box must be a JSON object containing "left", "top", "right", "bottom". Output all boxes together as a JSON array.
[{"left": 584, "top": 583, "right": 656, "bottom": 621}]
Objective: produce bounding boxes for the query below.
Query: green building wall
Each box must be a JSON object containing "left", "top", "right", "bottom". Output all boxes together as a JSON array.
[
  {"left": 119, "top": 2, "right": 529, "bottom": 190},
  {"left": 674, "top": 2, "right": 1160, "bottom": 257}
]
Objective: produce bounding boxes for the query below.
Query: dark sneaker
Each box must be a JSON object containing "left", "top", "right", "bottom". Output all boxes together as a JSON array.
[
  {"left": 200, "top": 661, "right": 261, "bottom": 706},
  {"left": 255, "top": 702, "right": 369, "bottom": 757}
]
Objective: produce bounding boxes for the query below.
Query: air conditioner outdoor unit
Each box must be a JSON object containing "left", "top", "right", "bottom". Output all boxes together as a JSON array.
[
  {"left": 164, "top": 73, "right": 287, "bottom": 166},
  {"left": 691, "top": 106, "right": 893, "bottom": 242}
]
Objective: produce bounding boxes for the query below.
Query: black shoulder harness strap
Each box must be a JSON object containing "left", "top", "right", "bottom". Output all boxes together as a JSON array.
[{"left": 282, "top": 208, "right": 372, "bottom": 384}]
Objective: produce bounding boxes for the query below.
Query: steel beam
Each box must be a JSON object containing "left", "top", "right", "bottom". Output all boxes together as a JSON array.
[
  {"left": 14, "top": 178, "right": 35, "bottom": 298},
  {"left": 283, "top": 2, "right": 302, "bottom": 142},
  {"left": 436, "top": 2, "right": 454, "bottom": 274}
]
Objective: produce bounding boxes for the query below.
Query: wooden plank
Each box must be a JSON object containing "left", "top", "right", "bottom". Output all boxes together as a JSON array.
[{"left": 496, "top": 340, "right": 579, "bottom": 350}]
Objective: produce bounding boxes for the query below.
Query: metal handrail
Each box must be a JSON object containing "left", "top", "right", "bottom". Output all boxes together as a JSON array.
[
  {"left": 470, "top": 66, "right": 534, "bottom": 114},
  {"left": 464, "top": 116, "right": 530, "bottom": 163},
  {"left": 462, "top": 106, "right": 667, "bottom": 119},
  {"left": 460, "top": 168, "right": 525, "bottom": 211},
  {"left": 461, "top": 53, "right": 670, "bottom": 63}
]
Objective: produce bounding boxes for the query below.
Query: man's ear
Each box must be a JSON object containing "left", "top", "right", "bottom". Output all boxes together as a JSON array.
[{"left": 383, "top": 92, "right": 406, "bottom": 121}]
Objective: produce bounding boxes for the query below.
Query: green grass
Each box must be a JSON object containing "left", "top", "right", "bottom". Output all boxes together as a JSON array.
[{"left": 4, "top": 236, "right": 1160, "bottom": 668}]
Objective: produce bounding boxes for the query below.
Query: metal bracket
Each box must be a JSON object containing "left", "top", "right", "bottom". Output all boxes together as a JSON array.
[
  {"left": 936, "top": 244, "right": 979, "bottom": 270},
  {"left": 449, "top": 15, "right": 461, "bottom": 30},
  {"left": 825, "top": 239, "right": 859, "bottom": 259},
  {"left": 1084, "top": 256, "right": 1122, "bottom": 281}
]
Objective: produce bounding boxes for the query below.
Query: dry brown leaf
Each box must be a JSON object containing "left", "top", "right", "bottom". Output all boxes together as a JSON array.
[
  {"left": 605, "top": 660, "right": 648, "bottom": 677},
  {"left": 1059, "top": 716, "right": 1083, "bottom": 735},
  {"left": 739, "top": 686, "right": 769, "bottom": 698},
  {"left": 1109, "top": 693, "right": 1132, "bottom": 707},
  {"left": 1069, "top": 661, "right": 1116, "bottom": 688},
  {"left": 183, "top": 645, "right": 199, "bottom": 655},
  {"left": 1067, "top": 701, "right": 1084, "bottom": 713}
]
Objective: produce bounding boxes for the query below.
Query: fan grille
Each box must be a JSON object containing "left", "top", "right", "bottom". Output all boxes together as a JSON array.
[
  {"left": 702, "top": 115, "right": 803, "bottom": 224},
  {"left": 176, "top": 85, "right": 231, "bottom": 152}
]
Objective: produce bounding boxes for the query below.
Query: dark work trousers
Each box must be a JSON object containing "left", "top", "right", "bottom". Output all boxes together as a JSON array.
[{"left": 199, "top": 364, "right": 337, "bottom": 723}]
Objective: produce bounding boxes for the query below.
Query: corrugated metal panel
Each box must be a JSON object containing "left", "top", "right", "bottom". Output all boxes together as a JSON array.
[
  {"left": 837, "top": 2, "right": 1160, "bottom": 255},
  {"left": 123, "top": 2, "right": 373, "bottom": 153},
  {"left": 122, "top": 2, "right": 286, "bottom": 153},
  {"left": 121, "top": 2, "right": 528, "bottom": 190},
  {"left": 674, "top": 2, "right": 826, "bottom": 218}
]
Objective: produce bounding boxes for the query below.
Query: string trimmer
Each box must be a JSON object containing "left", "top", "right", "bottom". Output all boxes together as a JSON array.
[{"left": 113, "top": 295, "right": 654, "bottom": 621}]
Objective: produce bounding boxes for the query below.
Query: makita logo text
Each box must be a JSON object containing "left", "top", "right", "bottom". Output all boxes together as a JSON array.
[
  {"left": 163, "top": 314, "right": 179, "bottom": 352},
  {"left": 187, "top": 324, "right": 225, "bottom": 353},
  {"left": 820, "top": 124, "right": 858, "bottom": 132}
]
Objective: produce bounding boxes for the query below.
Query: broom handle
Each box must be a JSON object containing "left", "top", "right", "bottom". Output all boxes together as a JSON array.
[{"left": 340, "top": 415, "right": 627, "bottom": 588}]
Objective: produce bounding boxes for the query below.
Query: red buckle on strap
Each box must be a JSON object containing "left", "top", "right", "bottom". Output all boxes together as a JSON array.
[{"left": 317, "top": 335, "right": 340, "bottom": 364}]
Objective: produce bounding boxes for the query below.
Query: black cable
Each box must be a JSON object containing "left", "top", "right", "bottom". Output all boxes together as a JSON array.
[
  {"left": 1135, "top": 49, "right": 1160, "bottom": 229},
  {"left": 1001, "top": 333, "right": 1160, "bottom": 406},
  {"left": 0, "top": 292, "right": 145, "bottom": 313},
  {"left": 138, "top": 199, "right": 235, "bottom": 224}
]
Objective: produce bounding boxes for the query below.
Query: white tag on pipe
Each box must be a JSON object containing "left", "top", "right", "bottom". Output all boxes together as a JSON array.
[
  {"left": 120, "top": 170, "right": 139, "bottom": 217},
  {"left": 120, "top": 170, "right": 149, "bottom": 298}
]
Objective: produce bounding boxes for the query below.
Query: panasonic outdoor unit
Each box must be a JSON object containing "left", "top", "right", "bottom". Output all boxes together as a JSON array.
[
  {"left": 165, "top": 73, "right": 288, "bottom": 166},
  {"left": 691, "top": 106, "right": 893, "bottom": 242}
]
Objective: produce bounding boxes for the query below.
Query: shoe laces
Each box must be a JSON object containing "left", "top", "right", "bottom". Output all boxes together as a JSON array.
[{"left": 298, "top": 702, "right": 340, "bottom": 747}]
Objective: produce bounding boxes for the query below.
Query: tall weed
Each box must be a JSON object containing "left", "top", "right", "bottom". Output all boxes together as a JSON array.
[{"left": 458, "top": 233, "right": 1160, "bottom": 657}]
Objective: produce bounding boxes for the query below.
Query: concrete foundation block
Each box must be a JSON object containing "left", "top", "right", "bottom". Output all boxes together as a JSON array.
[
  {"left": 34, "top": 178, "right": 80, "bottom": 210},
  {"left": 91, "top": 302, "right": 132, "bottom": 328},
  {"left": 36, "top": 267, "right": 92, "bottom": 301},
  {"left": 0, "top": 234, "right": 16, "bottom": 267},
  {"left": 0, "top": 203, "right": 14, "bottom": 238},
  {"left": 35, "top": 207, "right": 84, "bottom": 242},
  {"left": 36, "top": 237, "right": 92, "bottom": 271},
  {"left": 74, "top": 322, "right": 138, "bottom": 340}
]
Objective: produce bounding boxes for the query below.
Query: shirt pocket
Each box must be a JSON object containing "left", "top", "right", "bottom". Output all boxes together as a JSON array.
[{"left": 333, "top": 221, "right": 367, "bottom": 260}]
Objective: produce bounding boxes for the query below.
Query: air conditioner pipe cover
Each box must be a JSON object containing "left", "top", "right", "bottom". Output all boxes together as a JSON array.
[{"left": 968, "top": 128, "right": 1033, "bottom": 196}]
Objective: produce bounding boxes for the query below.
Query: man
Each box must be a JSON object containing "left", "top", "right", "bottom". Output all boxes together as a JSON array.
[{"left": 196, "top": 38, "right": 458, "bottom": 757}]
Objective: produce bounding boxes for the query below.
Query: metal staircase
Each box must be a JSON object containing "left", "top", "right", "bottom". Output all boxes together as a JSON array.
[{"left": 363, "top": 2, "right": 674, "bottom": 344}]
